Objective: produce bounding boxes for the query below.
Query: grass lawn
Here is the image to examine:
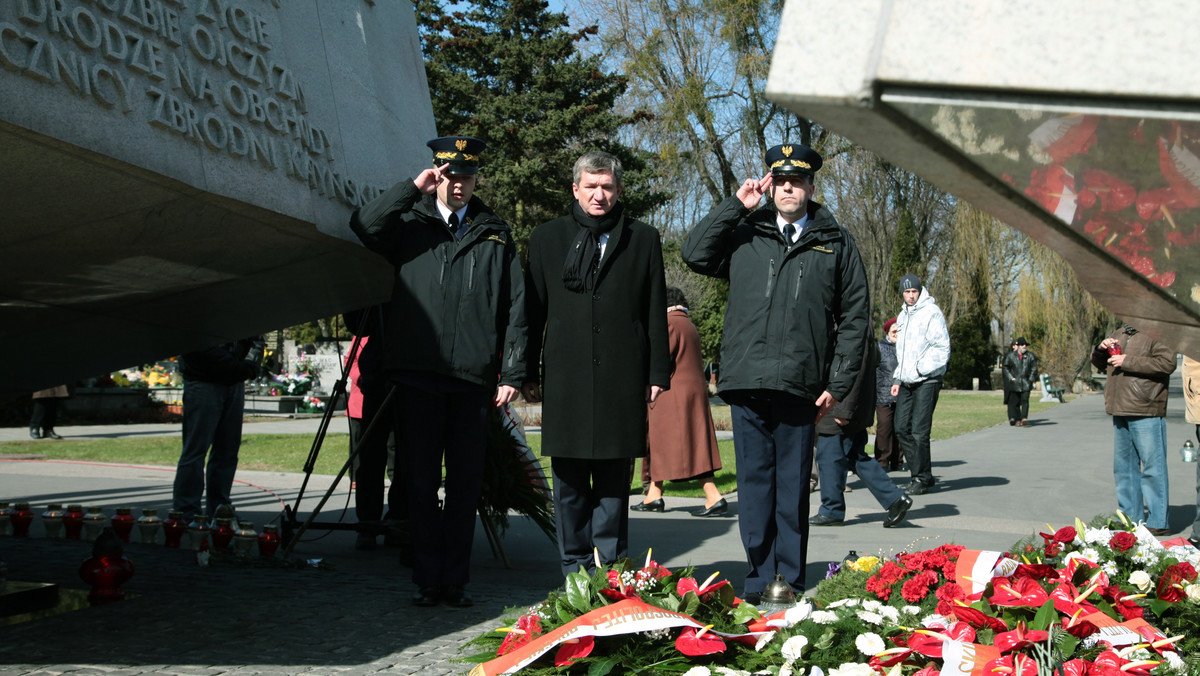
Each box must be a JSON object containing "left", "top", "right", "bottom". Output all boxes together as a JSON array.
[{"left": 0, "top": 391, "right": 1072, "bottom": 499}]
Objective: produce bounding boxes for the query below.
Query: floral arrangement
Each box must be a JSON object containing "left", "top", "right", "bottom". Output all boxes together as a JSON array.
[
  {"left": 111, "top": 363, "right": 179, "bottom": 388},
  {"left": 462, "top": 513, "right": 1200, "bottom": 675},
  {"left": 298, "top": 396, "right": 324, "bottom": 413},
  {"left": 269, "top": 354, "right": 321, "bottom": 396}
]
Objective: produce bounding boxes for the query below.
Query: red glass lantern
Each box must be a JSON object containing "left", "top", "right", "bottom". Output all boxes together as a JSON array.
[
  {"left": 162, "top": 510, "right": 187, "bottom": 548},
  {"left": 109, "top": 507, "right": 136, "bottom": 543},
  {"left": 62, "top": 504, "right": 85, "bottom": 540},
  {"left": 9, "top": 502, "right": 34, "bottom": 537},
  {"left": 257, "top": 524, "right": 281, "bottom": 558}
]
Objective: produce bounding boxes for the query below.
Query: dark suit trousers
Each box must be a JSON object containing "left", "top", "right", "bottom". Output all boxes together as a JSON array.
[
  {"left": 1007, "top": 389, "right": 1030, "bottom": 422},
  {"left": 726, "top": 391, "right": 815, "bottom": 595},
  {"left": 551, "top": 457, "right": 631, "bottom": 578},
  {"left": 395, "top": 385, "right": 489, "bottom": 588},
  {"left": 895, "top": 378, "right": 941, "bottom": 486}
]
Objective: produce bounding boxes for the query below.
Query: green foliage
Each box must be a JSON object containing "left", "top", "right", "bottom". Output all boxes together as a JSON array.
[
  {"left": 415, "top": 0, "right": 671, "bottom": 256},
  {"left": 889, "top": 209, "right": 923, "bottom": 290}
]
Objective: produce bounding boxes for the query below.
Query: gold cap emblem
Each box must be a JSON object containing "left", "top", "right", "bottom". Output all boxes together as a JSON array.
[
  {"left": 782, "top": 146, "right": 793, "bottom": 157},
  {"left": 455, "top": 139, "right": 468, "bottom": 151}
]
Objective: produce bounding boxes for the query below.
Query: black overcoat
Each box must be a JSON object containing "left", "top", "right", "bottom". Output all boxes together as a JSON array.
[{"left": 525, "top": 211, "right": 671, "bottom": 460}]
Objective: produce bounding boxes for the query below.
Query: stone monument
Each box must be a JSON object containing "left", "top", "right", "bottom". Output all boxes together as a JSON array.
[{"left": 0, "top": 0, "right": 437, "bottom": 398}]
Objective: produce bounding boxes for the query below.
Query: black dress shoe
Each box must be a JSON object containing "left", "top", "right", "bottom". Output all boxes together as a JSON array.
[
  {"left": 442, "top": 585, "right": 473, "bottom": 608},
  {"left": 1187, "top": 536, "right": 1200, "bottom": 548},
  {"left": 692, "top": 498, "right": 728, "bottom": 517},
  {"left": 411, "top": 585, "right": 440, "bottom": 607},
  {"left": 883, "top": 495, "right": 912, "bottom": 528},
  {"left": 29, "top": 428, "right": 40, "bottom": 439},
  {"left": 808, "top": 513, "right": 844, "bottom": 526},
  {"left": 630, "top": 498, "right": 664, "bottom": 512},
  {"left": 904, "top": 481, "right": 930, "bottom": 496},
  {"left": 45, "top": 430, "right": 63, "bottom": 440}
]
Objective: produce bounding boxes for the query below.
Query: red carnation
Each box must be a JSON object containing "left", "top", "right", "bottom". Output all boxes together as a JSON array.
[
  {"left": 1109, "top": 531, "right": 1137, "bottom": 552},
  {"left": 901, "top": 571, "right": 938, "bottom": 603}
]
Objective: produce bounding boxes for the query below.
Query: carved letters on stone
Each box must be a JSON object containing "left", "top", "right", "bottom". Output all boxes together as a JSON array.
[{"left": 0, "top": 0, "right": 383, "bottom": 208}]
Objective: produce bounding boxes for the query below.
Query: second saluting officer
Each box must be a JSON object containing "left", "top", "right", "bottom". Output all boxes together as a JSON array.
[{"left": 350, "top": 136, "right": 527, "bottom": 607}]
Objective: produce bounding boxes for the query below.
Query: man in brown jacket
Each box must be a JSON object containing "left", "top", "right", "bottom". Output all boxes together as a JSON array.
[{"left": 1091, "top": 324, "right": 1176, "bottom": 535}]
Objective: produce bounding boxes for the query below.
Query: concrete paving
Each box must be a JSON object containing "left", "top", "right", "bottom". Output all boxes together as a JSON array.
[{"left": 1, "top": 373, "right": 1197, "bottom": 675}]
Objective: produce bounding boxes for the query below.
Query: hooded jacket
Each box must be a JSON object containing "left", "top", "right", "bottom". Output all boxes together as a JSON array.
[
  {"left": 349, "top": 180, "right": 526, "bottom": 390},
  {"left": 681, "top": 196, "right": 870, "bottom": 402},
  {"left": 892, "top": 288, "right": 950, "bottom": 385}
]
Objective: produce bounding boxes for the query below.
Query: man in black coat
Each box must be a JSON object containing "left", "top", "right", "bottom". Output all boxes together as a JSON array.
[
  {"left": 682, "top": 143, "right": 870, "bottom": 600},
  {"left": 1002, "top": 337, "right": 1039, "bottom": 426},
  {"left": 522, "top": 150, "right": 670, "bottom": 578},
  {"left": 350, "top": 136, "right": 527, "bottom": 608}
]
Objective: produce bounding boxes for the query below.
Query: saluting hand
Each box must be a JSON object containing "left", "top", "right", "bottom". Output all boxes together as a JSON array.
[
  {"left": 736, "top": 172, "right": 771, "bottom": 209},
  {"left": 413, "top": 163, "right": 450, "bottom": 194}
]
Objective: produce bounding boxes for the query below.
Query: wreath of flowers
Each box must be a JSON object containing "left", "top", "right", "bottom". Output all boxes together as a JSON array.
[{"left": 461, "top": 513, "right": 1200, "bottom": 675}]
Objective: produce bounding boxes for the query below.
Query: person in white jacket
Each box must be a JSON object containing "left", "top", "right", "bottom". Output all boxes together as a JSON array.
[{"left": 889, "top": 274, "right": 950, "bottom": 495}]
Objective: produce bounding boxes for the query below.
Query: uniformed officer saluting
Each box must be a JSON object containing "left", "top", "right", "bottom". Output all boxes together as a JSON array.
[
  {"left": 350, "top": 136, "right": 527, "bottom": 608},
  {"left": 682, "top": 143, "right": 870, "bottom": 603}
]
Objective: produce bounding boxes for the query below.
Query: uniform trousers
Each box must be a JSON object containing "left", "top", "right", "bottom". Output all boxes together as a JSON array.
[
  {"left": 551, "top": 457, "right": 631, "bottom": 578},
  {"left": 395, "top": 379, "right": 489, "bottom": 588},
  {"left": 814, "top": 429, "right": 904, "bottom": 520},
  {"left": 725, "top": 390, "right": 816, "bottom": 595}
]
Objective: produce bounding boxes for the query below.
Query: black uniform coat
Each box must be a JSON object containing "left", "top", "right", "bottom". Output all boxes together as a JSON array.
[{"left": 525, "top": 210, "right": 671, "bottom": 460}]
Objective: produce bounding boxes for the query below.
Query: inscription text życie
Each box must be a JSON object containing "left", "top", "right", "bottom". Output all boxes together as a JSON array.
[{"left": 0, "top": 0, "right": 383, "bottom": 208}]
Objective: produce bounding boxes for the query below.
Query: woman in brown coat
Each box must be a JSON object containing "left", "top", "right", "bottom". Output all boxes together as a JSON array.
[{"left": 636, "top": 287, "right": 726, "bottom": 516}]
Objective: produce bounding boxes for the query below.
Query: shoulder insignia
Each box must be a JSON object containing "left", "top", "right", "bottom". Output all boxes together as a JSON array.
[
  {"left": 811, "top": 245, "right": 834, "bottom": 253},
  {"left": 486, "top": 234, "right": 508, "bottom": 244}
]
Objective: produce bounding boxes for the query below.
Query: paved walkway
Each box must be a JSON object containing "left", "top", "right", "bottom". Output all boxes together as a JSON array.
[{"left": 1, "top": 376, "right": 1197, "bottom": 675}]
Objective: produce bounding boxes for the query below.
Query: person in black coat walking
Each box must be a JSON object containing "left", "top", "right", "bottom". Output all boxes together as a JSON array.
[
  {"left": 1002, "top": 337, "right": 1039, "bottom": 426},
  {"left": 522, "top": 151, "right": 670, "bottom": 578}
]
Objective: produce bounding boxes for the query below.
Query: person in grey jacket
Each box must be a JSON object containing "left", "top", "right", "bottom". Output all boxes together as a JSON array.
[
  {"left": 874, "top": 318, "right": 901, "bottom": 471},
  {"left": 890, "top": 274, "right": 950, "bottom": 496},
  {"left": 682, "top": 142, "right": 870, "bottom": 600}
]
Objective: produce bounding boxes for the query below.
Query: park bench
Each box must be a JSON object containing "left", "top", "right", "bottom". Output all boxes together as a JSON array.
[{"left": 1039, "top": 374, "right": 1065, "bottom": 403}]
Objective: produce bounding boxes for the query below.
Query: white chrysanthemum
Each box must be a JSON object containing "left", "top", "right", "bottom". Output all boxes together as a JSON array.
[
  {"left": 879, "top": 606, "right": 900, "bottom": 623},
  {"left": 683, "top": 668, "right": 712, "bottom": 676},
  {"left": 778, "top": 665, "right": 794, "bottom": 676},
  {"left": 855, "top": 632, "right": 885, "bottom": 655},
  {"left": 1079, "top": 547, "right": 1102, "bottom": 563},
  {"left": 901, "top": 605, "right": 923, "bottom": 615},
  {"left": 754, "top": 630, "right": 776, "bottom": 651},
  {"left": 784, "top": 600, "right": 813, "bottom": 624},
  {"left": 808, "top": 668, "right": 825, "bottom": 676},
  {"left": 1131, "top": 546, "right": 1162, "bottom": 564},
  {"left": 1132, "top": 524, "right": 1160, "bottom": 547},
  {"left": 714, "top": 669, "right": 751, "bottom": 676},
  {"left": 1101, "top": 561, "right": 1118, "bottom": 577},
  {"left": 1184, "top": 583, "right": 1200, "bottom": 604},
  {"left": 826, "top": 598, "right": 860, "bottom": 608},
  {"left": 1128, "top": 570, "right": 1153, "bottom": 592},
  {"left": 1084, "top": 526, "right": 1113, "bottom": 545},
  {"left": 781, "top": 635, "right": 809, "bottom": 661},
  {"left": 810, "top": 610, "right": 839, "bottom": 624},
  {"left": 860, "top": 599, "right": 882, "bottom": 612},
  {"left": 829, "top": 663, "right": 874, "bottom": 676},
  {"left": 855, "top": 610, "right": 883, "bottom": 626},
  {"left": 1162, "top": 651, "right": 1186, "bottom": 672}
]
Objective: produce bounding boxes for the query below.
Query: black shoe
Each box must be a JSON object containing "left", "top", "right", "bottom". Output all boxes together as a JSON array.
[
  {"left": 630, "top": 498, "right": 664, "bottom": 512},
  {"left": 904, "top": 481, "right": 930, "bottom": 496},
  {"left": 692, "top": 498, "right": 728, "bottom": 517},
  {"left": 355, "top": 533, "right": 378, "bottom": 551},
  {"left": 45, "top": 430, "right": 63, "bottom": 440},
  {"left": 411, "top": 585, "right": 440, "bottom": 607},
  {"left": 808, "top": 513, "right": 844, "bottom": 526},
  {"left": 29, "top": 428, "right": 40, "bottom": 439},
  {"left": 1147, "top": 527, "right": 1172, "bottom": 536},
  {"left": 442, "top": 585, "right": 473, "bottom": 608},
  {"left": 883, "top": 495, "right": 912, "bottom": 528},
  {"left": 1187, "top": 536, "right": 1200, "bottom": 548}
]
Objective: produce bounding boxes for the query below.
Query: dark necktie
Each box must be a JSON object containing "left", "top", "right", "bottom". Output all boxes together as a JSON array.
[
  {"left": 784, "top": 222, "right": 796, "bottom": 243},
  {"left": 448, "top": 212, "right": 462, "bottom": 240}
]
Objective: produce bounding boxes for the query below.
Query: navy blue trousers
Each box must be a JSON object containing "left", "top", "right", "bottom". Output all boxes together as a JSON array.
[
  {"left": 726, "top": 390, "right": 815, "bottom": 595},
  {"left": 551, "top": 457, "right": 631, "bottom": 578},
  {"left": 814, "top": 429, "right": 904, "bottom": 520}
]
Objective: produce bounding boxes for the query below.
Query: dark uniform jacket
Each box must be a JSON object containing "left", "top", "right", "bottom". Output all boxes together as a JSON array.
[
  {"left": 349, "top": 180, "right": 527, "bottom": 390},
  {"left": 681, "top": 196, "right": 871, "bottom": 402},
  {"left": 525, "top": 211, "right": 670, "bottom": 460},
  {"left": 1091, "top": 328, "right": 1176, "bottom": 418},
  {"left": 816, "top": 319, "right": 878, "bottom": 436},
  {"left": 1002, "top": 350, "right": 1039, "bottom": 393}
]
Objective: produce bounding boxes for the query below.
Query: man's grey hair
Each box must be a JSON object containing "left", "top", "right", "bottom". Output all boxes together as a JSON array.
[{"left": 573, "top": 151, "right": 623, "bottom": 187}]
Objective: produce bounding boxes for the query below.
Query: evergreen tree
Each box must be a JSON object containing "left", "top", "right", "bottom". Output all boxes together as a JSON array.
[
  {"left": 943, "top": 268, "right": 995, "bottom": 390},
  {"left": 415, "top": 0, "right": 670, "bottom": 254},
  {"left": 889, "top": 209, "right": 923, "bottom": 289}
]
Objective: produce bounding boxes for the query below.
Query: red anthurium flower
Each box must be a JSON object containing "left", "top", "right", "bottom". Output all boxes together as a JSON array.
[
  {"left": 1061, "top": 659, "right": 1089, "bottom": 676},
  {"left": 905, "top": 631, "right": 946, "bottom": 658},
  {"left": 949, "top": 603, "right": 1007, "bottom": 632},
  {"left": 599, "top": 571, "right": 640, "bottom": 602},
  {"left": 1156, "top": 562, "right": 1197, "bottom": 603},
  {"left": 1109, "top": 531, "right": 1137, "bottom": 552},
  {"left": 993, "top": 622, "right": 1050, "bottom": 653},
  {"left": 985, "top": 653, "right": 1039, "bottom": 676},
  {"left": 675, "top": 572, "right": 731, "bottom": 600},
  {"left": 990, "top": 576, "right": 1049, "bottom": 607},
  {"left": 912, "top": 665, "right": 939, "bottom": 676},
  {"left": 1080, "top": 169, "right": 1137, "bottom": 212},
  {"left": 946, "top": 621, "right": 976, "bottom": 643},
  {"left": 496, "top": 613, "right": 543, "bottom": 655},
  {"left": 675, "top": 625, "right": 726, "bottom": 657},
  {"left": 554, "top": 635, "right": 594, "bottom": 666},
  {"left": 869, "top": 647, "right": 914, "bottom": 670},
  {"left": 1061, "top": 611, "right": 1099, "bottom": 638}
]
